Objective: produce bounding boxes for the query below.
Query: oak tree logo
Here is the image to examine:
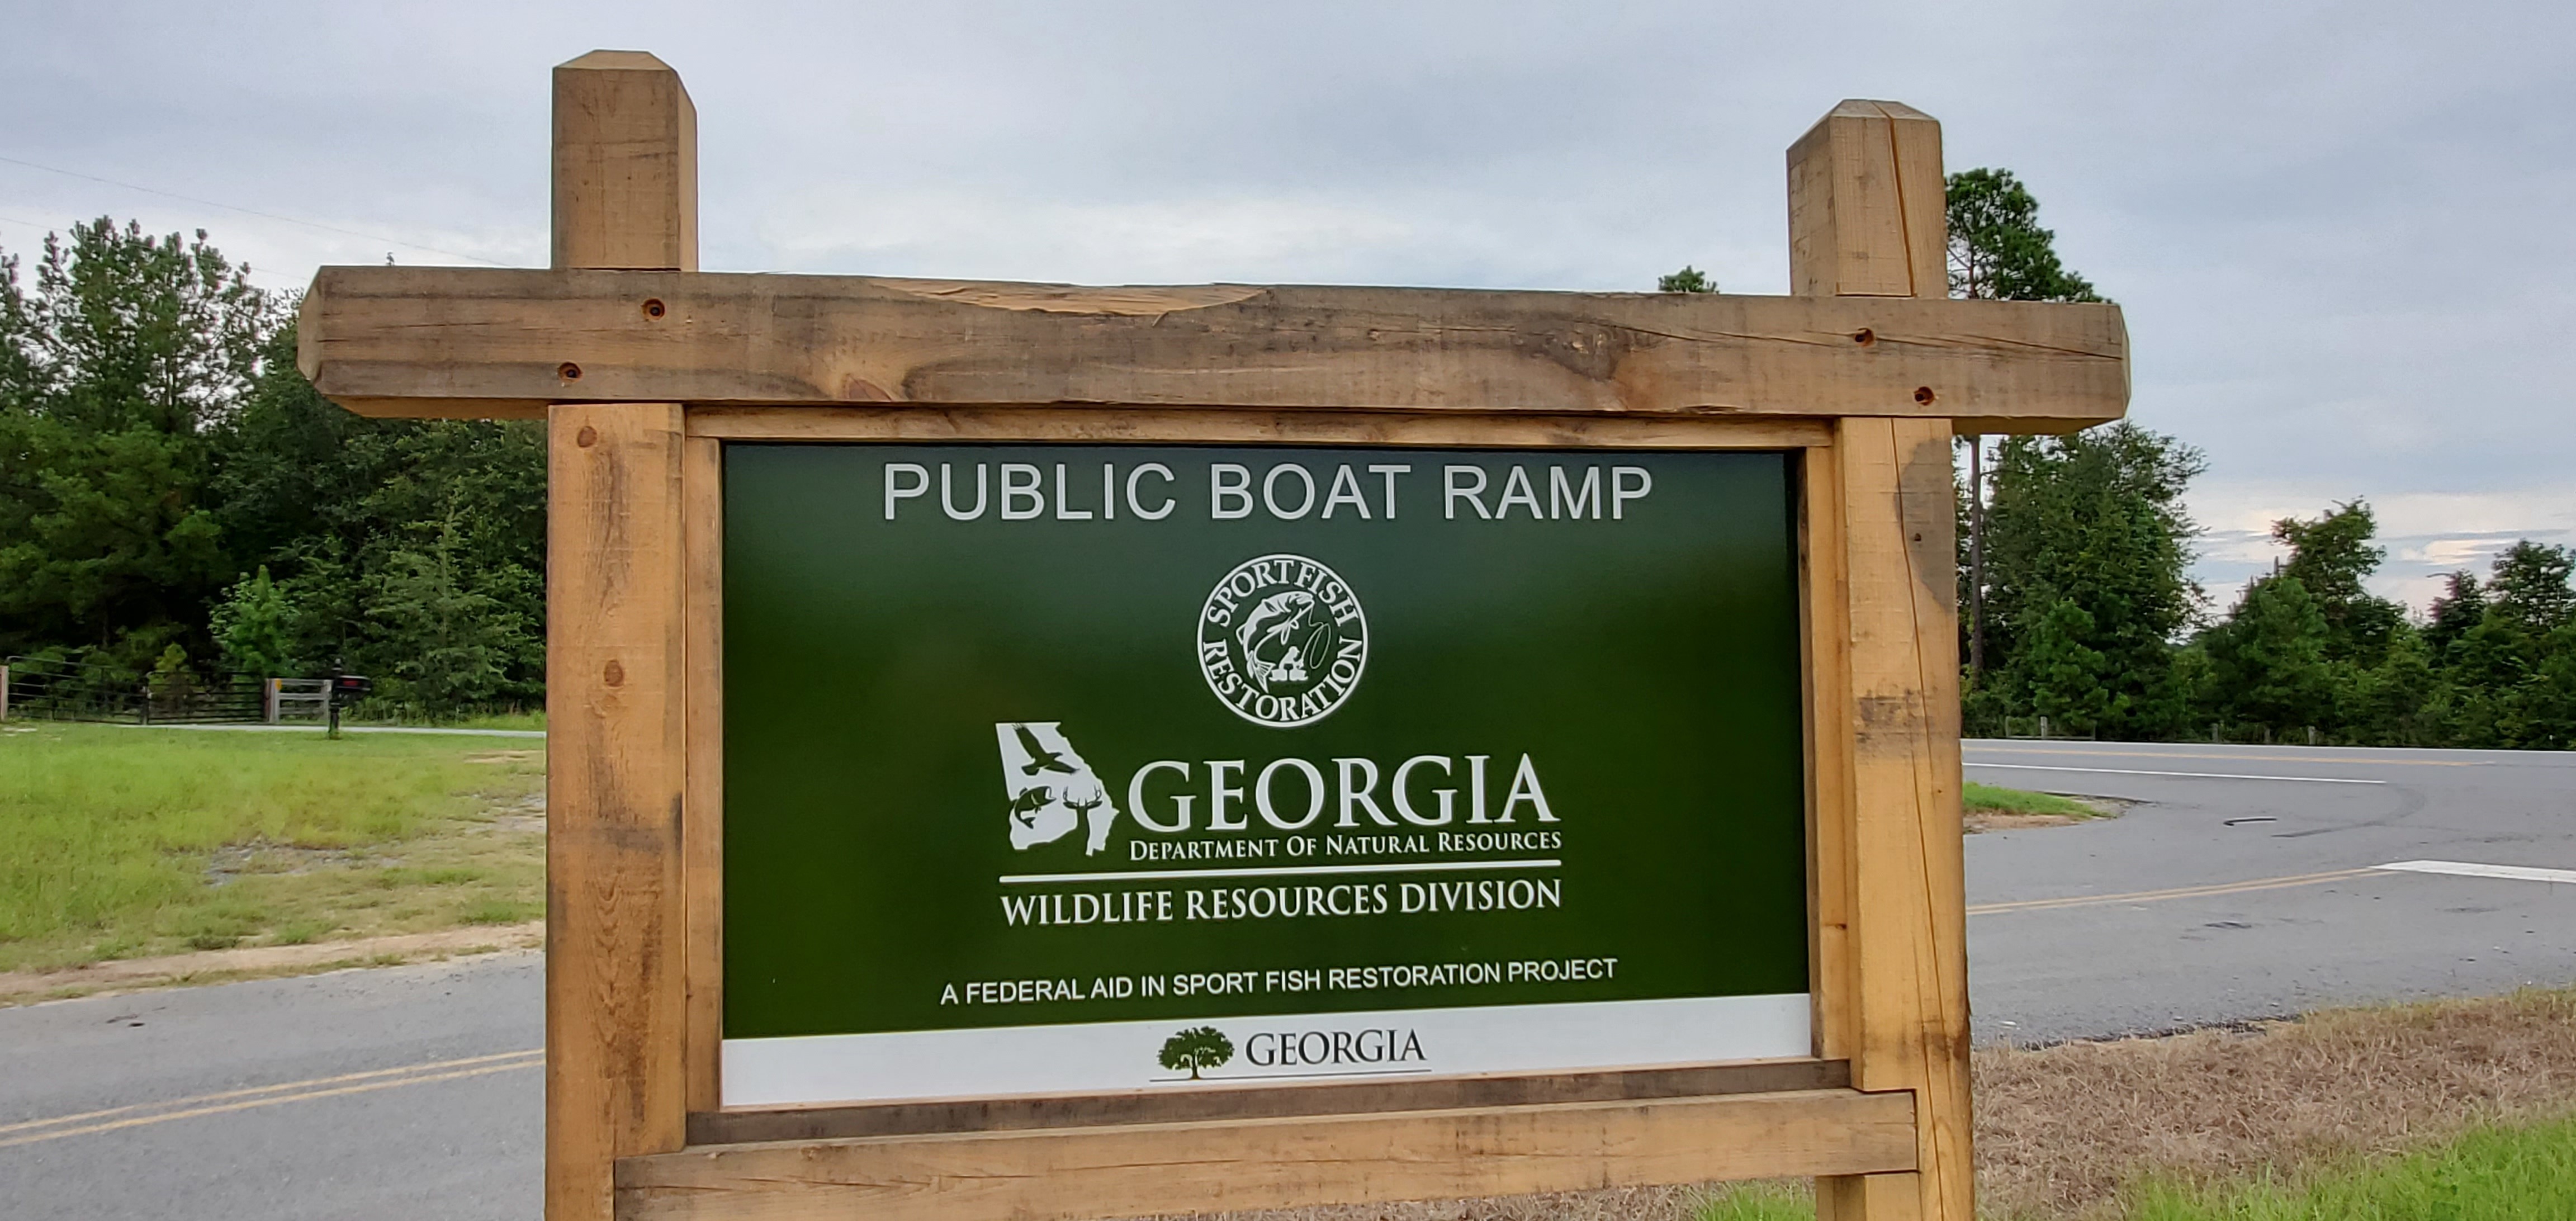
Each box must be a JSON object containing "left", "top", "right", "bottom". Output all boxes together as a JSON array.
[
  {"left": 1157, "top": 1025, "right": 1235, "bottom": 1080},
  {"left": 1197, "top": 554, "right": 1367, "bottom": 728}
]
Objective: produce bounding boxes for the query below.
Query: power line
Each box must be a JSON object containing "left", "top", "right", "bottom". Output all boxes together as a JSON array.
[
  {"left": 0, "top": 152, "right": 510, "bottom": 266},
  {"left": 0, "top": 211, "right": 303, "bottom": 289}
]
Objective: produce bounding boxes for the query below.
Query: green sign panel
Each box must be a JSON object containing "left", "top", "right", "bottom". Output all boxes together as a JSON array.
[{"left": 722, "top": 444, "right": 1808, "bottom": 1105}]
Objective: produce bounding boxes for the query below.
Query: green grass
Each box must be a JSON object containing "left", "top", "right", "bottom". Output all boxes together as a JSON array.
[
  {"left": 433, "top": 709, "right": 546, "bottom": 732},
  {"left": 345, "top": 708, "right": 547, "bottom": 732},
  {"left": 1697, "top": 1181, "right": 1813, "bottom": 1221},
  {"left": 2128, "top": 1111, "right": 2576, "bottom": 1219},
  {"left": 1682, "top": 1116, "right": 2576, "bottom": 1221},
  {"left": 1964, "top": 780, "right": 2099, "bottom": 817},
  {"left": 0, "top": 723, "right": 544, "bottom": 973}
]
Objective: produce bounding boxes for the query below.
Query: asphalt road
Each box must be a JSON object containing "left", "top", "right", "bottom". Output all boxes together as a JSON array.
[{"left": 4, "top": 740, "right": 2571, "bottom": 1219}]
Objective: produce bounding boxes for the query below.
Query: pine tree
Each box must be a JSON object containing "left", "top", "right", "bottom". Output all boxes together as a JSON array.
[{"left": 1947, "top": 167, "right": 2112, "bottom": 690}]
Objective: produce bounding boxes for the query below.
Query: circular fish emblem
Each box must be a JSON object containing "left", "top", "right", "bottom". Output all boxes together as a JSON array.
[{"left": 1197, "top": 553, "right": 1368, "bottom": 728}]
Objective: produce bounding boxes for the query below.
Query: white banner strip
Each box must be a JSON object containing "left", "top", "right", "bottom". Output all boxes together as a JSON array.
[{"left": 723, "top": 993, "right": 1811, "bottom": 1108}]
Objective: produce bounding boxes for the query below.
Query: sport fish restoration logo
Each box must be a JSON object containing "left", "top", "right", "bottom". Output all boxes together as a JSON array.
[
  {"left": 1199, "top": 554, "right": 1367, "bottom": 728},
  {"left": 996, "top": 722, "right": 1121, "bottom": 855}
]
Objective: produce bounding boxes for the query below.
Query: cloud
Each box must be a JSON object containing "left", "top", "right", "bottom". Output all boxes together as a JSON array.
[
  {"left": 2190, "top": 482, "right": 2576, "bottom": 613},
  {"left": 2, "top": 0, "right": 2568, "bottom": 598},
  {"left": 756, "top": 187, "right": 1424, "bottom": 285}
]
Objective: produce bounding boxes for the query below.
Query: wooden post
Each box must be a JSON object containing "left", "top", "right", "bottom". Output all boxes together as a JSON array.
[
  {"left": 546, "top": 49, "right": 695, "bottom": 1221},
  {"left": 1793, "top": 101, "right": 1974, "bottom": 1221}
]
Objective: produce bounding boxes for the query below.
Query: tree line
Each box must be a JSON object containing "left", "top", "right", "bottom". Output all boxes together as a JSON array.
[
  {"left": 0, "top": 220, "right": 543, "bottom": 717},
  {"left": 1940, "top": 171, "right": 2576, "bottom": 749},
  {"left": 7, "top": 198, "right": 2571, "bottom": 740}
]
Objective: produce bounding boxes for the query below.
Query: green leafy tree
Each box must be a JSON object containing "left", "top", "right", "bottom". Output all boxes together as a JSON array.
[
  {"left": 2484, "top": 541, "right": 2575, "bottom": 636},
  {"left": 206, "top": 321, "right": 547, "bottom": 713},
  {"left": 1157, "top": 1026, "right": 1234, "bottom": 1080},
  {"left": 2422, "top": 571, "right": 2487, "bottom": 659},
  {"left": 2347, "top": 628, "right": 2442, "bottom": 746},
  {"left": 145, "top": 641, "right": 196, "bottom": 717},
  {"left": 0, "top": 217, "right": 548, "bottom": 716},
  {"left": 1656, "top": 266, "right": 1717, "bottom": 293},
  {"left": 2018, "top": 599, "right": 2115, "bottom": 731},
  {"left": 209, "top": 564, "right": 297, "bottom": 678},
  {"left": 2509, "top": 623, "right": 2576, "bottom": 750},
  {"left": 1972, "top": 423, "right": 2204, "bottom": 738},
  {"left": 0, "top": 220, "right": 274, "bottom": 665},
  {"left": 2272, "top": 500, "right": 2405, "bottom": 666},
  {"left": 2200, "top": 575, "right": 2336, "bottom": 735}
]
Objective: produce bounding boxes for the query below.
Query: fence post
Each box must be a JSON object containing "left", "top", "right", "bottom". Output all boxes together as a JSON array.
[
  {"left": 265, "top": 678, "right": 280, "bottom": 725},
  {"left": 1, "top": 664, "right": 9, "bottom": 722}
]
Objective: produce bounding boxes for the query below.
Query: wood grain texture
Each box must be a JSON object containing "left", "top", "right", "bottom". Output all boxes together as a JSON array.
[
  {"left": 621, "top": 1089, "right": 1916, "bottom": 1221},
  {"left": 295, "top": 267, "right": 2127, "bottom": 432},
  {"left": 690, "top": 1059, "right": 1849, "bottom": 1146},
  {"left": 1801, "top": 444, "right": 1856, "bottom": 1066},
  {"left": 680, "top": 433, "right": 724, "bottom": 1115},
  {"left": 1794, "top": 101, "right": 1976, "bottom": 1221},
  {"left": 685, "top": 404, "right": 1830, "bottom": 448},
  {"left": 1833, "top": 417, "right": 1971, "bottom": 1221},
  {"left": 548, "top": 402, "right": 691, "bottom": 1221},
  {"left": 554, "top": 52, "right": 697, "bottom": 272},
  {"left": 548, "top": 46, "right": 698, "bottom": 1221},
  {"left": 1821, "top": 1171, "right": 1927, "bottom": 1221},
  {"left": 1787, "top": 101, "right": 1944, "bottom": 300}
]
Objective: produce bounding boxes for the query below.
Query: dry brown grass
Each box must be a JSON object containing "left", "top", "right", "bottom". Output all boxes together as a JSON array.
[
  {"left": 1172, "top": 987, "right": 2576, "bottom": 1221},
  {"left": 1976, "top": 986, "right": 2576, "bottom": 1218}
]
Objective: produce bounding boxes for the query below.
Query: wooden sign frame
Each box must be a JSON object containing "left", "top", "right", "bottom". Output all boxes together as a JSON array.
[{"left": 297, "top": 51, "right": 2127, "bottom": 1221}]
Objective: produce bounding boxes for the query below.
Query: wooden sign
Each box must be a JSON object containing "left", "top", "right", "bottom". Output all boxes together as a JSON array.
[{"left": 297, "top": 50, "right": 2128, "bottom": 1221}]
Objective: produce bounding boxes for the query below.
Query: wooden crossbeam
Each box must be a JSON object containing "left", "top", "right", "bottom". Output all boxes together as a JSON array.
[
  {"left": 615, "top": 1089, "right": 1917, "bottom": 1221},
  {"left": 296, "top": 267, "right": 2125, "bottom": 433}
]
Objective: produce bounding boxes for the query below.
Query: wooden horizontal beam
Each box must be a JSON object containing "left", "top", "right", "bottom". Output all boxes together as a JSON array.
[
  {"left": 298, "top": 267, "right": 2127, "bottom": 433},
  {"left": 683, "top": 404, "right": 1834, "bottom": 448},
  {"left": 618, "top": 1087, "right": 1916, "bottom": 1221}
]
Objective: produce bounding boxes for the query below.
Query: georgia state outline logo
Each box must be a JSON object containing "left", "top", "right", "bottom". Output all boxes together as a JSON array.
[{"left": 1197, "top": 553, "right": 1368, "bottom": 728}]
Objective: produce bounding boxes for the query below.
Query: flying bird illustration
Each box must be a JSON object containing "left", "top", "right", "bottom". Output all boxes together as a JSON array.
[{"left": 1016, "top": 725, "right": 1075, "bottom": 775}]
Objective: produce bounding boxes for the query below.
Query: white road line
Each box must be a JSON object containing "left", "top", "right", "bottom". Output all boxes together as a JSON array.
[
  {"left": 1967, "top": 763, "right": 2385, "bottom": 785},
  {"left": 1000, "top": 859, "right": 1561, "bottom": 885},
  {"left": 2375, "top": 860, "right": 2576, "bottom": 886}
]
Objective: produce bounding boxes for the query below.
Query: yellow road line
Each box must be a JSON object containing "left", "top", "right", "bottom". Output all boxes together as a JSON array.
[
  {"left": 0, "top": 1049, "right": 541, "bottom": 1149},
  {"left": 1968, "top": 867, "right": 2384, "bottom": 915},
  {"left": 1967, "top": 746, "right": 2483, "bottom": 768}
]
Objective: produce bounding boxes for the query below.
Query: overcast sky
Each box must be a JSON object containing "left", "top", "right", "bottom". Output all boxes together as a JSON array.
[{"left": 6, "top": 2, "right": 2568, "bottom": 614}]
